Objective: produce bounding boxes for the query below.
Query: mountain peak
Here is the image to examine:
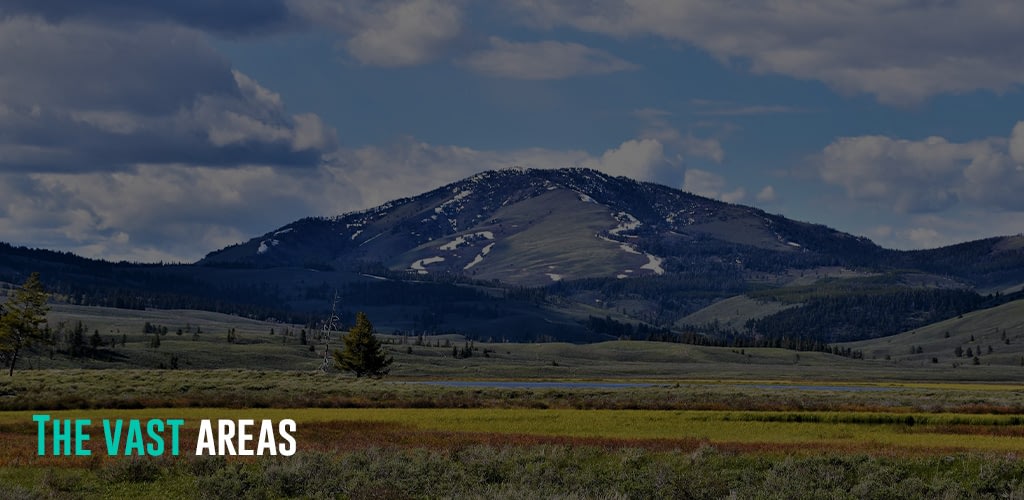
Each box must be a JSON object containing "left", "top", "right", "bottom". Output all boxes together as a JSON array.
[{"left": 199, "top": 168, "right": 889, "bottom": 286}]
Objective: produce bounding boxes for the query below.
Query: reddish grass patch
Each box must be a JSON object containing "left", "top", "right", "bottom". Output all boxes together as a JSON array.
[{"left": 0, "top": 419, "right": 1010, "bottom": 468}]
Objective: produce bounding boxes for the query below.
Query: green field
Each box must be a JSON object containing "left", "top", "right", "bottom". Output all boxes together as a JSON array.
[
  {"left": 32, "top": 304, "right": 1024, "bottom": 382},
  {"left": 4, "top": 404, "right": 1024, "bottom": 498},
  {"left": 7, "top": 407, "right": 1024, "bottom": 453},
  {"left": 6, "top": 304, "right": 1024, "bottom": 498},
  {"left": 843, "top": 298, "right": 1024, "bottom": 365}
]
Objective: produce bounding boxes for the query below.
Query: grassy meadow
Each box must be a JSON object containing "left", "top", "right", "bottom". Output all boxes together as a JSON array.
[
  {"left": 844, "top": 298, "right": 1024, "bottom": 366},
  {"left": 32, "top": 304, "right": 1024, "bottom": 382},
  {"left": 4, "top": 405, "right": 1024, "bottom": 498},
  {"left": 4, "top": 303, "right": 1024, "bottom": 497}
]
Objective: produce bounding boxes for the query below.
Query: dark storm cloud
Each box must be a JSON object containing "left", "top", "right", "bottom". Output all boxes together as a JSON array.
[
  {"left": 0, "top": 0, "right": 296, "bottom": 36},
  {"left": 0, "top": 17, "right": 236, "bottom": 115},
  {"left": 0, "top": 17, "right": 334, "bottom": 172}
]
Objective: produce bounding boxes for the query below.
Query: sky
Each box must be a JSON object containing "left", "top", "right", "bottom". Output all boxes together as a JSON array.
[{"left": 1, "top": 1, "right": 1023, "bottom": 263}]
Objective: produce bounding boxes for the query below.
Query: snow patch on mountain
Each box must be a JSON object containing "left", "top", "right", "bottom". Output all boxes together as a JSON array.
[
  {"left": 256, "top": 239, "right": 280, "bottom": 255},
  {"left": 641, "top": 254, "right": 665, "bottom": 275},
  {"left": 359, "top": 233, "right": 383, "bottom": 247},
  {"left": 463, "top": 243, "right": 496, "bottom": 270},
  {"left": 440, "top": 236, "right": 468, "bottom": 251},
  {"left": 609, "top": 212, "right": 641, "bottom": 236},
  {"left": 440, "top": 231, "right": 496, "bottom": 251},
  {"left": 411, "top": 256, "right": 445, "bottom": 274}
]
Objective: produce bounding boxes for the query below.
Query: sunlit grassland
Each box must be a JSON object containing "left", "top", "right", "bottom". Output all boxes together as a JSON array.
[
  {"left": 843, "top": 298, "right": 1024, "bottom": 365},
  {"left": 29, "top": 304, "right": 1024, "bottom": 381},
  {"left": 6, "top": 302, "right": 1024, "bottom": 497},
  {"left": 5, "top": 407, "right": 1024, "bottom": 457},
  {"left": 7, "top": 369, "right": 1024, "bottom": 413}
]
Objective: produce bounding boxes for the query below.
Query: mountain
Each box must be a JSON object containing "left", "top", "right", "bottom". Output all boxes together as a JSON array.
[
  {"left": 200, "top": 168, "right": 881, "bottom": 284},
  {"left": 6, "top": 167, "right": 1024, "bottom": 344},
  {"left": 199, "top": 167, "right": 1023, "bottom": 290}
]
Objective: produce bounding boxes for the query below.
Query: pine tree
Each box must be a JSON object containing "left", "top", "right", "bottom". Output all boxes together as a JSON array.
[
  {"left": 89, "top": 330, "right": 103, "bottom": 353},
  {"left": 333, "top": 312, "right": 393, "bottom": 378},
  {"left": 0, "top": 273, "right": 50, "bottom": 375}
]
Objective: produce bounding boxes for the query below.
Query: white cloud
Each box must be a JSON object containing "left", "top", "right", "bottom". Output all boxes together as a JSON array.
[
  {"left": 819, "top": 125, "right": 1024, "bottom": 214},
  {"left": 1011, "top": 121, "right": 1024, "bottom": 164},
  {"left": 905, "top": 227, "right": 944, "bottom": 249},
  {"left": 680, "top": 136, "right": 724, "bottom": 164},
  {"left": 755, "top": 185, "right": 776, "bottom": 203},
  {"left": 0, "top": 164, "right": 323, "bottom": 262},
  {"left": 720, "top": 188, "right": 746, "bottom": 204},
  {"left": 291, "top": 113, "right": 334, "bottom": 152},
  {"left": 461, "top": 37, "right": 638, "bottom": 79},
  {"left": 0, "top": 134, "right": 675, "bottom": 261},
  {"left": 867, "top": 212, "right": 1024, "bottom": 250},
  {"left": 633, "top": 108, "right": 725, "bottom": 163},
  {"left": 585, "top": 139, "right": 665, "bottom": 180},
  {"left": 683, "top": 168, "right": 745, "bottom": 203},
  {"left": 507, "top": 0, "right": 1024, "bottom": 104},
  {"left": 327, "top": 136, "right": 667, "bottom": 210},
  {"left": 291, "top": 0, "right": 463, "bottom": 67}
]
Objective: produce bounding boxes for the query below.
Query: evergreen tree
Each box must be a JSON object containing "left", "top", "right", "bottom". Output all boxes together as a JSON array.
[
  {"left": 90, "top": 330, "right": 103, "bottom": 353},
  {"left": 0, "top": 273, "right": 50, "bottom": 375},
  {"left": 333, "top": 312, "right": 392, "bottom": 378},
  {"left": 70, "top": 321, "right": 86, "bottom": 357}
]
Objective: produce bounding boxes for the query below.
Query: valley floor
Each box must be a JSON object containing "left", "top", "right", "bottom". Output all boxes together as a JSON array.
[{"left": 5, "top": 305, "right": 1024, "bottom": 497}]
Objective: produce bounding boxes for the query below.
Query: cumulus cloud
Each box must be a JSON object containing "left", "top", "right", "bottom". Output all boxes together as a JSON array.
[
  {"left": 1011, "top": 121, "right": 1024, "bottom": 164},
  {"left": 584, "top": 139, "right": 665, "bottom": 180},
  {"left": 346, "top": 0, "right": 462, "bottom": 66},
  {"left": 507, "top": 0, "right": 1024, "bottom": 104},
  {"left": 7, "top": 0, "right": 465, "bottom": 67},
  {"left": 327, "top": 136, "right": 668, "bottom": 210},
  {"left": 0, "top": 13, "right": 336, "bottom": 261},
  {"left": 1, "top": 134, "right": 672, "bottom": 261},
  {"left": 633, "top": 108, "right": 725, "bottom": 163},
  {"left": 866, "top": 211, "right": 1024, "bottom": 250},
  {"left": 0, "top": 166, "right": 309, "bottom": 262},
  {"left": 461, "top": 37, "right": 638, "bottom": 79},
  {"left": 819, "top": 125, "right": 1024, "bottom": 214},
  {"left": 0, "top": 17, "right": 335, "bottom": 172},
  {"left": 683, "top": 169, "right": 745, "bottom": 203},
  {"left": 755, "top": 185, "right": 777, "bottom": 203},
  {"left": 290, "top": 0, "right": 463, "bottom": 67}
]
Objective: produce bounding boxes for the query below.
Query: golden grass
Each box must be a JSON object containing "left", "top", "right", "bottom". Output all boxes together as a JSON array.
[{"left": 5, "top": 406, "right": 1024, "bottom": 467}]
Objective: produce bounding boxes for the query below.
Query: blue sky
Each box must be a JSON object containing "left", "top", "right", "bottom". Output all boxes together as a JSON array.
[{"left": 1, "top": 1, "right": 1023, "bottom": 262}]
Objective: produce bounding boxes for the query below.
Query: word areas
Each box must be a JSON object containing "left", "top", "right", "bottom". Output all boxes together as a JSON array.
[{"left": 196, "top": 419, "right": 296, "bottom": 456}]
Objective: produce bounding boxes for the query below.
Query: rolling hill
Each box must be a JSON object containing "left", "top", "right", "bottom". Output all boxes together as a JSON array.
[
  {"left": 841, "top": 298, "right": 1024, "bottom": 366},
  {"left": 4, "top": 167, "right": 1024, "bottom": 344}
]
